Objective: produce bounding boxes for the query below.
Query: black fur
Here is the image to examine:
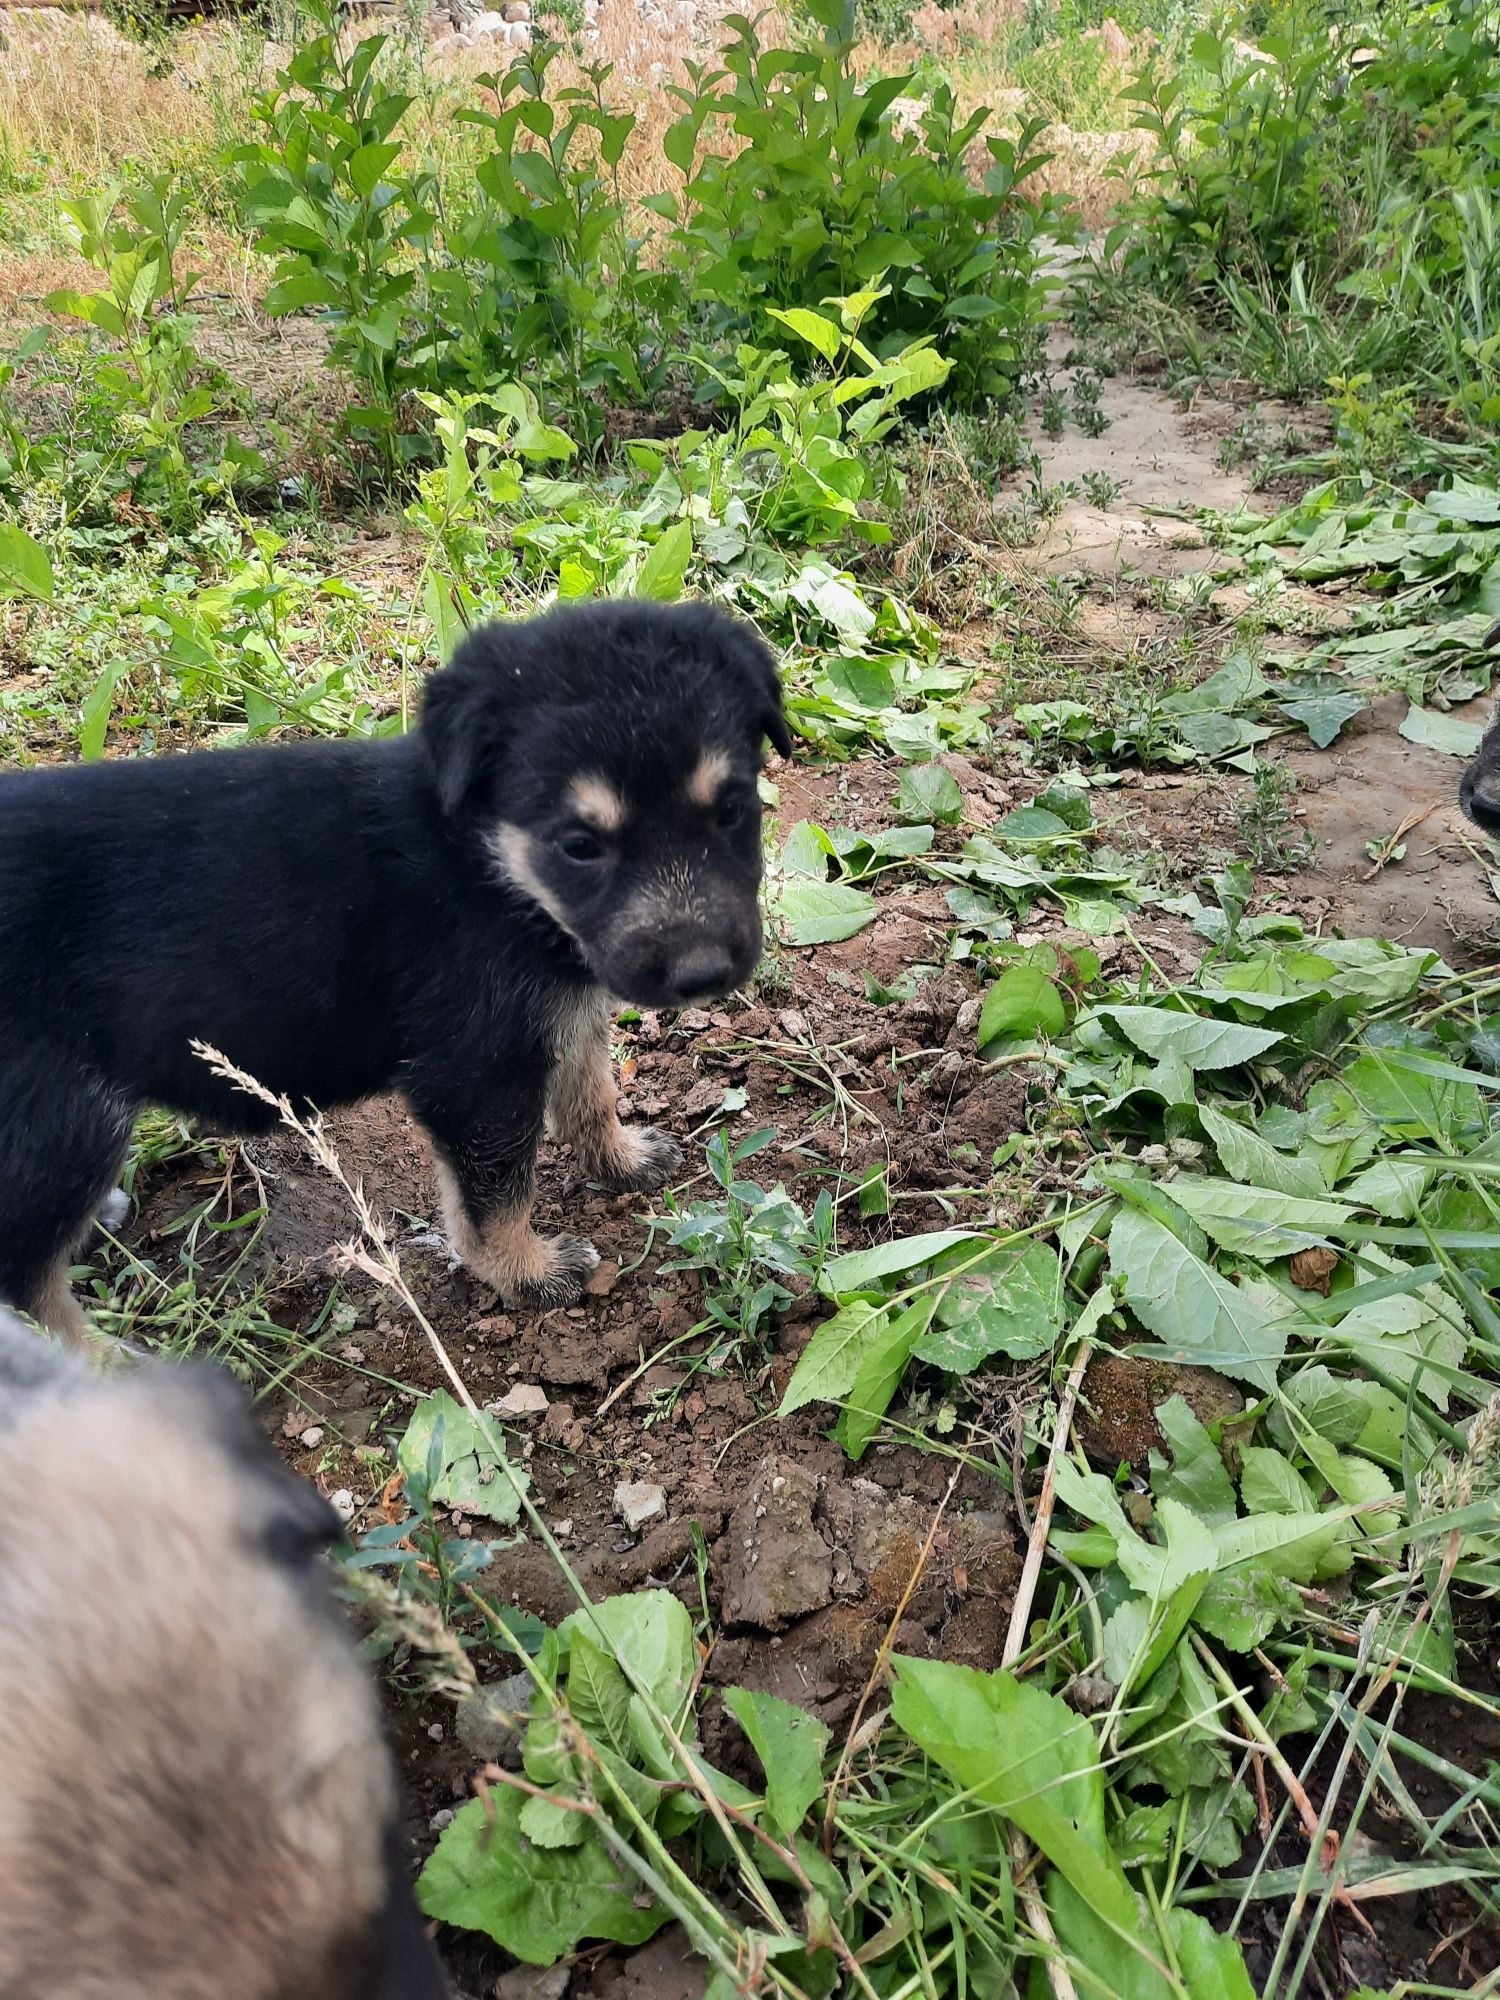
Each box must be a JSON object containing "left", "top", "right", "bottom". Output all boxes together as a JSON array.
[
  {"left": 1460, "top": 618, "right": 1500, "bottom": 833},
  {"left": 0, "top": 598, "right": 788, "bottom": 1328}
]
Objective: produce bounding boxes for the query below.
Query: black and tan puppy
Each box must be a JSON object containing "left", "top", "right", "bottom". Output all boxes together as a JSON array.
[
  {"left": 0, "top": 599, "right": 789, "bottom": 1341},
  {"left": 1459, "top": 617, "right": 1500, "bottom": 833},
  {"left": 0, "top": 1308, "right": 448, "bottom": 1999}
]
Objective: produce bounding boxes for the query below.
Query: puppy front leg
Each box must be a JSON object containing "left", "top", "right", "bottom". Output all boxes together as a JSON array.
[
  {"left": 549, "top": 989, "right": 683, "bottom": 1194},
  {"left": 419, "top": 1092, "right": 600, "bottom": 1311}
]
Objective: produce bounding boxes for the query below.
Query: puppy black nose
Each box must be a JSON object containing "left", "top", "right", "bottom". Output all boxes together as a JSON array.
[
  {"left": 1463, "top": 761, "right": 1500, "bottom": 832},
  {"left": 668, "top": 945, "right": 737, "bottom": 1002}
]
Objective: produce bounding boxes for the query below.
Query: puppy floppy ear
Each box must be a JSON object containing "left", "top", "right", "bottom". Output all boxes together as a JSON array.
[
  {"left": 420, "top": 623, "right": 520, "bottom": 815},
  {"left": 718, "top": 615, "right": 793, "bottom": 761}
]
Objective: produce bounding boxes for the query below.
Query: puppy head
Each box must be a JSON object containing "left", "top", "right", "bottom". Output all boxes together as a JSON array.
[
  {"left": 422, "top": 599, "right": 791, "bottom": 1009},
  {"left": 0, "top": 1327, "right": 448, "bottom": 2000}
]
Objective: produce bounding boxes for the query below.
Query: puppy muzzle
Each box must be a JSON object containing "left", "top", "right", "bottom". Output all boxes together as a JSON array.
[{"left": 596, "top": 914, "right": 763, "bottom": 1010}]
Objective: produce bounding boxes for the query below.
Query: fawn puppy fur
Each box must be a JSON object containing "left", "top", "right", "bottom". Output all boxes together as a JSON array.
[
  {"left": 0, "top": 1310, "right": 448, "bottom": 2000},
  {"left": 0, "top": 598, "right": 789, "bottom": 1341}
]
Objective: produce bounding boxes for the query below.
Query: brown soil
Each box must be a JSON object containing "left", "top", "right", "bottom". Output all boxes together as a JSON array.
[{"left": 79, "top": 327, "right": 1500, "bottom": 1998}]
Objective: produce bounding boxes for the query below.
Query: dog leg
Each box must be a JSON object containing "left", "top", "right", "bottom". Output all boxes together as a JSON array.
[
  {"left": 22, "top": 1255, "right": 93, "bottom": 1349},
  {"left": 0, "top": 1061, "right": 133, "bottom": 1352},
  {"left": 413, "top": 1070, "right": 600, "bottom": 1311},
  {"left": 548, "top": 989, "right": 683, "bottom": 1194},
  {"left": 433, "top": 1160, "right": 599, "bottom": 1310}
]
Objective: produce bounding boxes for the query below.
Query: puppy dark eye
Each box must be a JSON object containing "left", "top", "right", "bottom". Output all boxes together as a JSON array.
[
  {"left": 716, "top": 795, "right": 747, "bottom": 832},
  {"left": 559, "top": 827, "right": 605, "bottom": 863}
]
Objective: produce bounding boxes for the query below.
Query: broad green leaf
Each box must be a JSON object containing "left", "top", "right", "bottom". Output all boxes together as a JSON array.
[
  {"left": 1213, "top": 1505, "right": 1347, "bottom": 1582},
  {"left": 0, "top": 523, "right": 53, "bottom": 601},
  {"left": 348, "top": 139, "right": 403, "bottom": 197},
  {"left": 1340, "top": 1050, "right": 1482, "bottom": 1142},
  {"left": 836, "top": 1294, "right": 935, "bottom": 1457},
  {"left": 896, "top": 761, "right": 962, "bottom": 824},
  {"left": 1199, "top": 1102, "right": 1328, "bottom": 1196},
  {"left": 779, "top": 1300, "right": 886, "bottom": 1417},
  {"left": 559, "top": 1591, "right": 696, "bottom": 1734},
  {"left": 1285, "top": 1365, "right": 1372, "bottom": 1447},
  {"left": 1342, "top": 1156, "right": 1434, "bottom": 1219},
  {"left": 79, "top": 660, "right": 126, "bottom": 762},
  {"left": 913, "top": 1238, "right": 1062, "bottom": 1371},
  {"left": 518, "top": 1793, "right": 590, "bottom": 1849},
  {"left": 1046, "top": 1876, "right": 1176, "bottom": 2000},
  {"left": 776, "top": 880, "right": 877, "bottom": 945},
  {"left": 1399, "top": 703, "right": 1482, "bottom": 757},
  {"left": 633, "top": 516, "right": 693, "bottom": 601},
  {"left": 1108, "top": 1208, "right": 1290, "bottom": 1392},
  {"left": 1152, "top": 1395, "right": 1238, "bottom": 1527},
  {"left": 1162, "top": 1174, "right": 1353, "bottom": 1257},
  {"left": 978, "top": 966, "right": 1066, "bottom": 1046},
  {"left": 1193, "top": 1564, "right": 1302, "bottom": 1651},
  {"left": 1108, "top": 1498, "right": 1216, "bottom": 1691},
  {"left": 765, "top": 305, "right": 841, "bottom": 361},
  {"left": 1279, "top": 691, "right": 1367, "bottom": 747},
  {"left": 1240, "top": 1446, "right": 1319, "bottom": 1517},
  {"left": 418, "top": 1792, "right": 667, "bottom": 1962},
  {"left": 1170, "top": 1906, "right": 1257, "bottom": 1999},
  {"left": 890, "top": 1657, "right": 1137, "bottom": 1933},
  {"left": 1090, "top": 1006, "right": 1283, "bottom": 1070},
  {"left": 820, "top": 1228, "right": 983, "bottom": 1297},
  {"left": 397, "top": 1392, "right": 526, "bottom": 1526},
  {"left": 723, "top": 1687, "right": 831, "bottom": 1840}
]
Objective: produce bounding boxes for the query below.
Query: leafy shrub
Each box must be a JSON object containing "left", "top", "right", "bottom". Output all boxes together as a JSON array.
[
  {"left": 1112, "top": 2, "right": 1500, "bottom": 424},
  {"left": 39, "top": 177, "right": 233, "bottom": 521},
  {"left": 665, "top": 0, "right": 1059, "bottom": 400},
  {"left": 234, "top": 5, "right": 438, "bottom": 473}
]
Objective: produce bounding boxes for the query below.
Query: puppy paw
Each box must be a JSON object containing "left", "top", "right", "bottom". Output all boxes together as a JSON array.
[
  {"left": 596, "top": 1126, "right": 684, "bottom": 1194},
  {"left": 96, "top": 1187, "right": 130, "bottom": 1232},
  {"left": 503, "top": 1233, "right": 601, "bottom": 1312}
]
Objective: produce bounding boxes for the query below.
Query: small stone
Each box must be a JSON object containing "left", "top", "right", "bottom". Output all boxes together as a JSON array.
[
  {"left": 487, "top": 1382, "right": 549, "bottom": 1418},
  {"left": 501, "top": 1, "right": 528, "bottom": 17},
  {"left": 677, "top": 1008, "right": 713, "bottom": 1033},
  {"left": 429, "top": 1808, "right": 456, "bottom": 1833},
  {"left": 299, "top": 1425, "right": 325, "bottom": 1450},
  {"left": 328, "top": 1488, "right": 356, "bottom": 1524},
  {"left": 455, "top": 1670, "right": 535, "bottom": 1764},
  {"left": 338, "top": 1343, "right": 366, "bottom": 1364},
  {"left": 552, "top": 1517, "right": 573, "bottom": 1538},
  {"left": 955, "top": 996, "right": 982, "bottom": 1036},
  {"left": 427, "top": 1722, "right": 444, "bottom": 1742},
  {"left": 777, "top": 1008, "right": 810, "bottom": 1040},
  {"left": 495, "top": 1964, "right": 571, "bottom": 2000},
  {"left": 614, "top": 1480, "right": 667, "bottom": 1533}
]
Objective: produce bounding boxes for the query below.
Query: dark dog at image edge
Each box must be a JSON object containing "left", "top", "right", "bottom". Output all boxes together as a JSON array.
[
  {"left": 0, "top": 599, "right": 790, "bottom": 1342},
  {"left": 1459, "top": 618, "right": 1500, "bottom": 834},
  {"left": 0, "top": 1306, "right": 448, "bottom": 2000}
]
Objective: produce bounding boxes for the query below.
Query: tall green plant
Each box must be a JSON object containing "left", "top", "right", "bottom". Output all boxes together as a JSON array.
[
  {"left": 235, "top": 0, "right": 437, "bottom": 471},
  {"left": 664, "top": 0, "right": 1058, "bottom": 400}
]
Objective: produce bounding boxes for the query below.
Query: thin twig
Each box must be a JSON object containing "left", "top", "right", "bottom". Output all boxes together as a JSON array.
[
  {"left": 1003, "top": 1341, "right": 1093, "bottom": 1669},
  {"left": 998, "top": 1342, "right": 1094, "bottom": 2000}
]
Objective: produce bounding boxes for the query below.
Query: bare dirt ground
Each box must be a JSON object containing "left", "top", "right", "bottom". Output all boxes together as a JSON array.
[{"left": 105, "top": 348, "right": 1500, "bottom": 1997}]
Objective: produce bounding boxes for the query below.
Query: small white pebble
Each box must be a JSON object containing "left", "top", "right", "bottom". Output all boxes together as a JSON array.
[
  {"left": 299, "top": 1426, "right": 325, "bottom": 1450},
  {"left": 427, "top": 1723, "right": 444, "bottom": 1742},
  {"left": 429, "top": 1808, "right": 455, "bottom": 1833},
  {"left": 329, "top": 1489, "right": 356, "bottom": 1524}
]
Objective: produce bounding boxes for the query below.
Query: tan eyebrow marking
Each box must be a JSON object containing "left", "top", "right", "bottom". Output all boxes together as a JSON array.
[
  {"left": 686, "top": 749, "right": 732, "bottom": 808},
  {"left": 565, "top": 775, "right": 626, "bottom": 833}
]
